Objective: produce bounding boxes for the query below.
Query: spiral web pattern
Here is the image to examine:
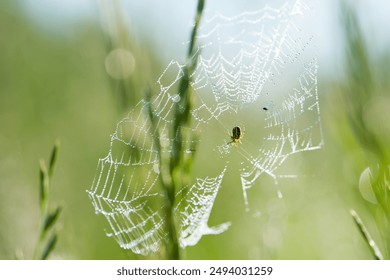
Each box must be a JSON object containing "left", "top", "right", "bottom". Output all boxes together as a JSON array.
[{"left": 87, "top": 0, "right": 322, "bottom": 255}]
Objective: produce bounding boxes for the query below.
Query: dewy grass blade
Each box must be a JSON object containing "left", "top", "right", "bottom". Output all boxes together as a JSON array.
[{"left": 350, "top": 209, "right": 383, "bottom": 260}]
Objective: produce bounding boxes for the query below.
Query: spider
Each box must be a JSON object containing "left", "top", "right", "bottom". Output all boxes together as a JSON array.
[{"left": 227, "top": 126, "right": 244, "bottom": 145}]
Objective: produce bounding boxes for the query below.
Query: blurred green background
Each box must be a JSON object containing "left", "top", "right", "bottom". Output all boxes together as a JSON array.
[{"left": 1, "top": 0, "right": 390, "bottom": 259}]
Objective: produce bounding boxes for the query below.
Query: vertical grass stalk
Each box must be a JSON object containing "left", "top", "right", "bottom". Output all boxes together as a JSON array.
[
  {"left": 350, "top": 210, "right": 383, "bottom": 260},
  {"left": 33, "top": 141, "right": 62, "bottom": 260},
  {"left": 147, "top": 0, "right": 205, "bottom": 259}
]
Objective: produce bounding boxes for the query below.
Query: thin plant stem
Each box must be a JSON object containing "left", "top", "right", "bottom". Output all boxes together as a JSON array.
[
  {"left": 350, "top": 210, "right": 383, "bottom": 260},
  {"left": 147, "top": 0, "right": 205, "bottom": 260},
  {"left": 33, "top": 141, "right": 61, "bottom": 260}
]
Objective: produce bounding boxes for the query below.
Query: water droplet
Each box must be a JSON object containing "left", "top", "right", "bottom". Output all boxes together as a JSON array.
[
  {"left": 153, "top": 163, "right": 160, "bottom": 174},
  {"left": 172, "top": 94, "right": 180, "bottom": 103}
]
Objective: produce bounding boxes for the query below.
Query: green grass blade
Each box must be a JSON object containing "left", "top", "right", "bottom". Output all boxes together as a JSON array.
[
  {"left": 41, "top": 233, "right": 58, "bottom": 260},
  {"left": 48, "top": 140, "right": 60, "bottom": 178},
  {"left": 43, "top": 206, "right": 62, "bottom": 233},
  {"left": 39, "top": 160, "right": 49, "bottom": 207},
  {"left": 350, "top": 209, "right": 383, "bottom": 260}
]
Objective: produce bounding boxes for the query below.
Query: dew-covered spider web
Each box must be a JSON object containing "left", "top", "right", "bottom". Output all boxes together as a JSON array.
[{"left": 87, "top": 0, "right": 323, "bottom": 256}]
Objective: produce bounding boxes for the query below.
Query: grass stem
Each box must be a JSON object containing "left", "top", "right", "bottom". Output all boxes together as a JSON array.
[
  {"left": 147, "top": 0, "right": 205, "bottom": 259},
  {"left": 350, "top": 210, "right": 383, "bottom": 260}
]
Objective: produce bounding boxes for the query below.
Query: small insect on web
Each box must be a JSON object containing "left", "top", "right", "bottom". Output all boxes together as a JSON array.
[
  {"left": 227, "top": 126, "right": 244, "bottom": 145},
  {"left": 192, "top": 0, "right": 323, "bottom": 210},
  {"left": 87, "top": 0, "right": 323, "bottom": 256}
]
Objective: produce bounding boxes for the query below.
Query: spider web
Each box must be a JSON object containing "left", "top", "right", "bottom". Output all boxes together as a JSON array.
[{"left": 87, "top": 0, "right": 323, "bottom": 256}]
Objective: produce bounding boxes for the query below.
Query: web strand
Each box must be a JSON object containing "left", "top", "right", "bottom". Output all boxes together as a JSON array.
[{"left": 87, "top": 0, "right": 322, "bottom": 255}]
